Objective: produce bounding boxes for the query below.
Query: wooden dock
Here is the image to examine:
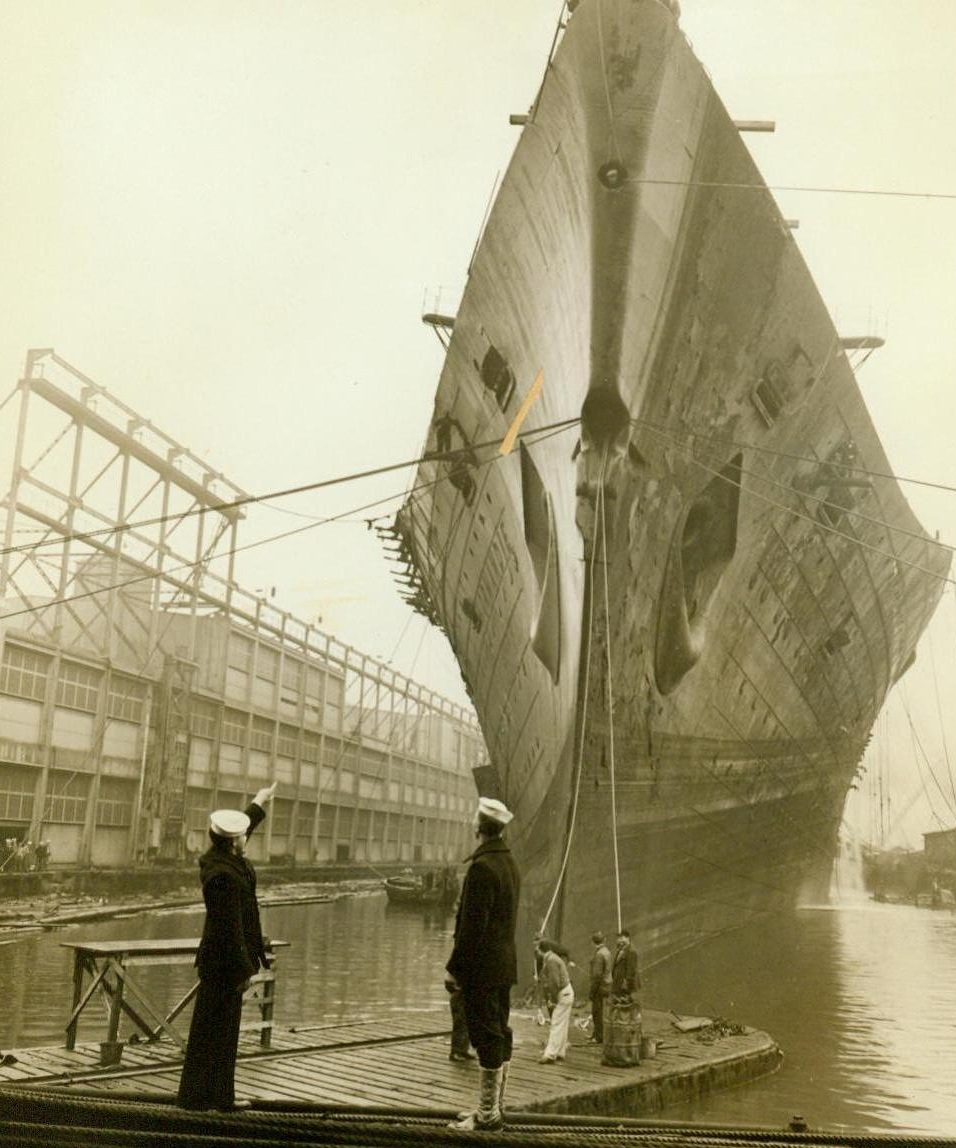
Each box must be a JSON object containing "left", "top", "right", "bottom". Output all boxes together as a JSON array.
[{"left": 0, "top": 1006, "right": 781, "bottom": 1118}]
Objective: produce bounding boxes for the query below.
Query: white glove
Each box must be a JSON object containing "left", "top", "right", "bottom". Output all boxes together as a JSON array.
[{"left": 253, "top": 781, "right": 278, "bottom": 807}]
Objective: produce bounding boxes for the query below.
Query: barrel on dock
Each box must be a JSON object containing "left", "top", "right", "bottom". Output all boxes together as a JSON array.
[{"left": 602, "top": 998, "right": 642, "bottom": 1066}]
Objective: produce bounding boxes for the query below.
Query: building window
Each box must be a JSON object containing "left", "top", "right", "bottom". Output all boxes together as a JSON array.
[
  {"left": 357, "top": 808, "right": 371, "bottom": 841},
  {"left": 278, "top": 725, "right": 298, "bottom": 759},
  {"left": 256, "top": 646, "right": 278, "bottom": 684},
  {"left": 296, "top": 802, "right": 315, "bottom": 841},
  {"left": 96, "top": 778, "right": 136, "bottom": 827},
  {"left": 107, "top": 676, "right": 148, "bottom": 723},
  {"left": 190, "top": 700, "right": 219, "bottom": 740},
  {"left": 271, "top": 798, "right": 294, "bottom": 837},
  {"left": 281, "top": 656, "right": 302, "bottom": 698},
  {"left": 0, "top": 645, "right": 50, "bottom": 702},
  {"left": 337, "top": 806, "right": 354, "bottom": 838},
  {"left": 56, "top": 661, "right": 102, "bottom": 713},
  {"left": 253, "top": 646, "right": 278, "bottom": 706},
  {"left": 301, "top": 732, "right": 320, "bottom": 765},
  {"left": 185, "top": 787, "right": 213, "bottom": 831},
  {"left": 322, "top": 738, "right": 342, "bottom": 769},
  {"left": 317, "top": 804, "right": 336, "bottom": 840},
  {"left": 386, "top": 814, "right": 400, "bottom": 845},
  {"left": 221, "top": 709, "right": 247, "bottom": 746},
  {"left": 216, "top": 788, "right": 244, "bottom": 810},
  {"left": 0, "top": 765, "right": 36, "bottom": 821},
  {"left": 304, "top": 666, "right": 324, "bottom": 727},
  {"left": 251, "top": 717, "right": 274, "bottom": 753},
  {"left": 359, "top": 748, "right": 385, "bottom": 801},
  {"left": 45, "top": 771, "right": 90, "bottom": 823},
  {"left": 324, "top": 674, "right": 344, "bottom": 731},
  {"left": 227, "top": 633, "right": 253, "bottom": 672}
]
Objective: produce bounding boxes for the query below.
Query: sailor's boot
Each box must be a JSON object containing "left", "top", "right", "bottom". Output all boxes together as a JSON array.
[
  {"left": 447, "top": 1066, "right": 502, "bottom": 1131},
  {"left": 498, "top": 1059, "right": 511, "bottom": 1120}
]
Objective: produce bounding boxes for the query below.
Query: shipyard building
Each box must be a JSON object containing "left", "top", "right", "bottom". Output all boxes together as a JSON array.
[{"left": 0, "top": 351, "right": 481, "bottom": 869}]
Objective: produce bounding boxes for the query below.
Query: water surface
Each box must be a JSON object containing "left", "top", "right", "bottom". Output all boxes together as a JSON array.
[{"left": 2, "top": 892, "right": 953, "bottom": 1134}]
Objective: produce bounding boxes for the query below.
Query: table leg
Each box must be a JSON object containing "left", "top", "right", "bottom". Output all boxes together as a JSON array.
[
  {"left": 105, "top": 958, "right": 124, "bottom": 1046},
  {"left": 259, "top": 956, "right": 277, "bottom": 1048},
  {"left": 66, "top": 953, "right": 86, "bottom": 1050}
]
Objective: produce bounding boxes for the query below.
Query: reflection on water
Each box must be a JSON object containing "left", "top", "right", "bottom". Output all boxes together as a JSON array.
[
  {"left": 646, "top": 902, "right": 956, "bottom": 1134},
  {"left": 0, "top": 895, "right": 454, "bottom": 1050},
  {"left": 266, "top": 897, "right": 454, "bottom": 1026},
  {"left": 1, "top": 893, "right": 954, "bottom": 1134}
]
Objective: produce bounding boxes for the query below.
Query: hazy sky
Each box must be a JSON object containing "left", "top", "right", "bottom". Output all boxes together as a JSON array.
[{"left": 2, "top": 0, "right": 956, "bottom": 848}]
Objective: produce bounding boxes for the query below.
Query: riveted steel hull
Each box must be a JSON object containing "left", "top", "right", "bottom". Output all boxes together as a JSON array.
[{"left": 395, "top": 0, "right": 948, "bottom": 969}]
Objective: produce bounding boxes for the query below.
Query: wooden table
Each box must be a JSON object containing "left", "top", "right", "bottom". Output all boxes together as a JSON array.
[{"left": 61, "top": 937, "right": 288, "bottom": 1062}]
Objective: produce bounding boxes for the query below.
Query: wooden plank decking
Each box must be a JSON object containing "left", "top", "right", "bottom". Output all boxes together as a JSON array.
[{"left": 0, "top": 1008, "right": 781, "bottom": 1118}]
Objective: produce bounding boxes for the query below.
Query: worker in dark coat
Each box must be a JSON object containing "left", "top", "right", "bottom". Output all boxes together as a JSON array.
[
  {"left": 177, "top": 782, "right": 276, "bottom": 1111},
  {"left": 610, "top": 928, "right": 640, "bottom": 999},
  {"left": 588, "top": 931, "right": 612, "bottom": 1043},
  {"left": 445, "top": 796, "right": 519, "bottom": 1132}
]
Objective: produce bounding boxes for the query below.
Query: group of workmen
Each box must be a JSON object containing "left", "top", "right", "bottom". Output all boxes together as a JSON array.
[
  {"left": 176, "top": 787, "right": 637, "bottom": 1132},
  {"left": 0, "top": 838, "right": 50, "bottom": 873}
]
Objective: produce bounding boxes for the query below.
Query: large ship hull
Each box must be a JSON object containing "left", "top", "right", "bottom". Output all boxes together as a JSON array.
[{"left": 395, "top": 0, "right": 949, "bottom": 969}]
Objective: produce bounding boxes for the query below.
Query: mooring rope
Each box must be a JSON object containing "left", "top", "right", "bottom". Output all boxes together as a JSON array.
[
  {"left": 4, "top": 1083, "right": 953, "bottom": 1148},
  {"left": 537, "top": 451, "right": 608, "bottom": 938},
  {"left": 597, "top": 470, "right": 623, "bottom": 934}
]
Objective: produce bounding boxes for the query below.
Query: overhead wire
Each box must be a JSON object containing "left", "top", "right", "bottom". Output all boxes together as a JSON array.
[
  {"left": 638, "top": 420, "right": 956, "bottom": 589},
  {"left": 344, "top": 419, "right": 581, "bottom": 881},
  {"left": 633, "top": 412, "right": 956, "bottom": 504},
  {"left": 898, "top": 681, "right": 956, "bottom": 825},
  {"left": 9, "top": 394, "right": 947, "bottom": 876},
  {"left": 0, "top": 416, "right": 582, "bottom": 563},
  {"left": 0, "top": 418, "right": 580, "bottom": 624},
  {"left": 638, "top": 418, "right": 955, "bottom": 563},
  {"left": 5, "top": 379, "right": 952, "bottom": 888},
  {"left": 6, "top": 399, "right": 956, "bottom": 582},
  {"left": 20, "top": 408, "right": 555, "bottom": 852},
  {"left": 928, "top": 623, "right": 956, "bottom": 810},
  {"left": 627, "top": 420, "right": 956, "bottom": 855},
  {"left": 627, "top": 175, "right": 956, "bottom": 202}
]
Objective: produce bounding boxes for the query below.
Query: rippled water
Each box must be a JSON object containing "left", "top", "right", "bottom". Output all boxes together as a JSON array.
[
  {"left": 0, "top": 893, "right": 454, "bottom": 1049},
  {"left": 646, "top": 900, "right": 956, "bottom": 1133},
  {"left": 1, "top": 893, "right": 954, "bottom": 1134}
]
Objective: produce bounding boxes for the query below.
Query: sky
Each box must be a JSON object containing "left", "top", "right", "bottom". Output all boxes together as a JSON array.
[{"left": 2, "top": 0, "right": 956, "bottom": 849}]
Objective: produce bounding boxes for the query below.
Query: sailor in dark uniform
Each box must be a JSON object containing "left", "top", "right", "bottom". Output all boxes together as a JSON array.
[
  {"left": 177, "top": 782, "right": 276, "bottom": 1111},
  {"left": 445, "top": 796, "right": 520, "bottom": 1132}
]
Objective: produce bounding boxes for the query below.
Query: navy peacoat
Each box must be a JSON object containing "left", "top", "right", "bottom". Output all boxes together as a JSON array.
[
  {"left": 194, "top": 802, "right": 268, "bottom": 987},
  {"left": 446, "top": 836, "right": 520, "bottom": 988}
]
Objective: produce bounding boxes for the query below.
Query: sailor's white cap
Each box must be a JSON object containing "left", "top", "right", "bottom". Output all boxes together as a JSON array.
[
  {"left": 476, "top": 797, "right": 513, "bottom": 826},
  {"left": 209, "top": 809, "right": 250, "bottom": 839}
]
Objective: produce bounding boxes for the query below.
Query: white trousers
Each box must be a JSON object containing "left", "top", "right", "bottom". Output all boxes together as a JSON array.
[{"left": 543, "top": 984, "right": 574, "bottom": 1059}]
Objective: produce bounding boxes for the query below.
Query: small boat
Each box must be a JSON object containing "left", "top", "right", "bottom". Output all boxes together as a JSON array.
[{"left": 383, "top": 869, "right": 459, "bottom": 908}]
